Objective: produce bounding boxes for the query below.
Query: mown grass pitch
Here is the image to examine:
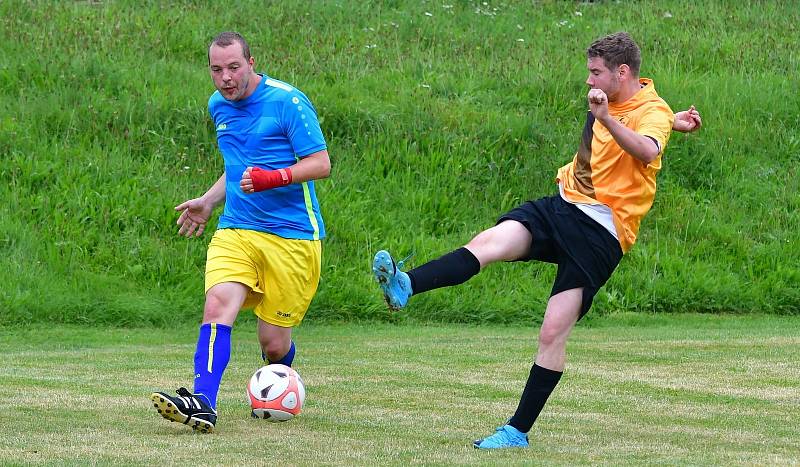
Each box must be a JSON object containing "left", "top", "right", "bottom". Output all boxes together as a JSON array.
[{"left": 1, "top": 314, "right": 797, "bottom": 465}]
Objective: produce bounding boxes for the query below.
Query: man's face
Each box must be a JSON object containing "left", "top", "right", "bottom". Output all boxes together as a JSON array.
[
  {"left": 585, "top": 56, "right": 621, "bottom": 101},
  {"left": 209, "top": 42, "right": 254, "bottom": 101}
]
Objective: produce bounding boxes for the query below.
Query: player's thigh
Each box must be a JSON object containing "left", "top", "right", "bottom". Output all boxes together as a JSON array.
[
  {"left": 205, "top": 229, "right": 262, "bottom": 309},
  {"left": 465, "top": 220, "right": 532, "bottom": 266},
  {"left": 253, "top": 235, "right": 322, "bottom": 328}
]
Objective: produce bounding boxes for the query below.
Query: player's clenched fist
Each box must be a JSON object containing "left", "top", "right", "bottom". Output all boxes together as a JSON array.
[
  {"left": 240, "top": 167, "right": 255, "bottom": 193},
  {"left": 673, "top": 105, "right": 702, "bottom": 133},
  {"left": 240, "top": 166, "right": 293, "bottom": 194},
  {"left": 588, "top": 88, "right": 609, "bottom": 121}
]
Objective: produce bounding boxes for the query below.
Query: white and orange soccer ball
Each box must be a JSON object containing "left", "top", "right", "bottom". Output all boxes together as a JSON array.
[{"left": 247, "top": 364, "right": 306, "bottom": 422}]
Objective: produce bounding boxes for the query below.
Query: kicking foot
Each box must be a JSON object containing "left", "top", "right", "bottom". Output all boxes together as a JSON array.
[{"left": 372, "top": 250, "right": 412, "bottom": 310}]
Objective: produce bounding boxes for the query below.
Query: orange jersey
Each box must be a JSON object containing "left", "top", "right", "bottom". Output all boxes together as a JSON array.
[{"left": 557, "top": 78, "right": 674, "bottom": 253}]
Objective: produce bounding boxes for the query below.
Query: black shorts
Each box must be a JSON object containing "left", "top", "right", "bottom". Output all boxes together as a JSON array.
[{"left": 498, "top": 195, "right": 623, "bottom": 318}]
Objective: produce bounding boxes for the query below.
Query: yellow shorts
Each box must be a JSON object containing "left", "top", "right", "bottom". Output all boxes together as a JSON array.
[{"left": 205, "top": 228, "right": 321, "bottom": 327}]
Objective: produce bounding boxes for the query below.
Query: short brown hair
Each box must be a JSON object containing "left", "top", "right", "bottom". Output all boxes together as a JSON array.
[
  {"left": 587, "top": 32, "right": 641, "bottom": 75},
  {"left": 208, "top": 31, "right": 251, "bottom": 62}
]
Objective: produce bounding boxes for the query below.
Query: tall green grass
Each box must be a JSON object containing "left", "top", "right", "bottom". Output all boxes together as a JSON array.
[{"left": 1, "top": 1, "right": 798, "bottom": 325}]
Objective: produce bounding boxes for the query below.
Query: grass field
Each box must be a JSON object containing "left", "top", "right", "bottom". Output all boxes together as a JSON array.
[
  {"left": 1, "top": 314, "right": 798, "bottom": 465},
  {"left": 2, "top": 2, "right": 798, "bottom": 464}
]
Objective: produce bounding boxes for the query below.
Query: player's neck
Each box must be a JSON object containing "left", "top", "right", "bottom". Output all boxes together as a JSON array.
[
  {"left": 614, "top": 78, "right": 642, "bottom": 104},
  {"left": 240, "top": 73, "right": 263, "bottom": 100}
]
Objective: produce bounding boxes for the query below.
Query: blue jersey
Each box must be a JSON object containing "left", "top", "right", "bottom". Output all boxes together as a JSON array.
[{"left": 209, "top": 74, "right": 327, "bottom": 240}]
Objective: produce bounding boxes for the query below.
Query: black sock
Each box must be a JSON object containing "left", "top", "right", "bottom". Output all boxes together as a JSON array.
[
  {"left": 407, "top": 247, "right": 481, "bottom": 294},
  {"left": 508, "top": 363, "right": 563, "bottom": 433}
]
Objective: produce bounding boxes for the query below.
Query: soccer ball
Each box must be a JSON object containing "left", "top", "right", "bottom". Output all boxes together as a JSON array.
[{"left": 247, "top": 364, "right": 306, "bottom": 422}]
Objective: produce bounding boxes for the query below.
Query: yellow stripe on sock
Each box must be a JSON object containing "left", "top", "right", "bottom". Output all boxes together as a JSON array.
[{"left": 207, "top": 323, "right": 217, "bottom": 373}]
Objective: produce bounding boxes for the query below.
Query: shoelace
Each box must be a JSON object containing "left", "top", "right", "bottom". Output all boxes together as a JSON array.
[
  {"left": 497, "top": 426, "right": 525, "bottom": 444},
  {"left": 176, "top": 387, "right": 210, "bottom": 412},
  {"left": 395, "top": 252, "right": 414, "bottom": 271}
]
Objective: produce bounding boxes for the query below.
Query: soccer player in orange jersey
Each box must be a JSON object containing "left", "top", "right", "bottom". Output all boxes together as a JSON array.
[{"left": 372, "top": 32, "right": 701, "bottom": 449}]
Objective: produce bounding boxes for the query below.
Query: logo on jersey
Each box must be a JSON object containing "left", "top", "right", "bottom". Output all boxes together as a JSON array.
[{"left": 216, "top": 123, "right": 227, "bottom": 130}]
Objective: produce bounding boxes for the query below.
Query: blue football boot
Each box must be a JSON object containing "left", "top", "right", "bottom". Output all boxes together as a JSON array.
[
  {"left": 372, "top": 250, "right": 412, "bottom": 310},
  {"left": 473, "top": 424, "right": 529, "bottom": 449}
]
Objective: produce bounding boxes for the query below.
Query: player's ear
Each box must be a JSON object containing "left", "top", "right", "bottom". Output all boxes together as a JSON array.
[{"left": 618, "top": 64, "right": 630, "bottom": 80}]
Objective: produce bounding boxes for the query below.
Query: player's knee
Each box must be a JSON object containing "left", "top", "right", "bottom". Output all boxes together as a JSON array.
[
  {"left": 203, "top": 291, "right": 236, "bottom": 323},
  {"left": 261, "top": 340, "right": 290, "bottom": 362},
  {"left": 538, "top": 323, "right": 568, "bottom": 348},
  {"left": 466, "top": 223, "right": 529, "bottom": 264},
  {"left": 464, "top": 235, "right": 483, "bottom": 255},
  {"left": 465, "top": 229, "right": 504, "bottom": 261}
]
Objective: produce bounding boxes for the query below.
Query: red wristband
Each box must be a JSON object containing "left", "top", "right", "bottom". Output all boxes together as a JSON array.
[{"left": 251, "top": 167, "right": 293, "bottom": 192}]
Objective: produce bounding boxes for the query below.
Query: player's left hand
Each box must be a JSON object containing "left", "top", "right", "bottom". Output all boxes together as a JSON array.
[
  {"left": 240, "top": 167, "right": 255, "bottom": 194},
  {"left": 588, "top": 88, "right": 609, "bottom": 121},
  {"left": 673, "top": 105, "right": 702, "bottom": 133}
]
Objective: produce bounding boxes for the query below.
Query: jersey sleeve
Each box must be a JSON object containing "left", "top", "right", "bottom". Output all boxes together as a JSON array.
[
  {"left": 281, "top": 90, "right": 327, "bottom": 158},
  {"left": 637, "top": 103, "right": 674, "bottom": 155}
]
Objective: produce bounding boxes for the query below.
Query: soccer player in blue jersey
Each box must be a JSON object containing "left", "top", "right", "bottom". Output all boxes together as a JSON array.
[{"left": 150, "top": 31, "right": 330, "bottom": 433}]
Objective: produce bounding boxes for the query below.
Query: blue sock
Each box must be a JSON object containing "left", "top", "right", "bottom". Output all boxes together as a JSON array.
[
  {"left": 192, "top": 323, "right": 232, "bottom": 409},
  {"left": 267, "top": 340, "right": 296, "bottom": 367}
]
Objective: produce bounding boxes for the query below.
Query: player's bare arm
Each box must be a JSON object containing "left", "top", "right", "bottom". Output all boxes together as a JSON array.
[
  {"left": 588, "top": 88, "right": 661, "bottom": 164},
  {"left": 241, "top": 149, "right": 331, "bottom": 194},
  {"left": 175, "top": 173, "right": 226, "bottom": 237}
]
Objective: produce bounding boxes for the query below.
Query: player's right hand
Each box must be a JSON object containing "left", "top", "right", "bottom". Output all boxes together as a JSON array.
[
  {"left": 240, "top": 167, "right": 255, "bottom": 194},
  {"left": 588, "top": 88, "right": 609, "bottom": 121}
]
